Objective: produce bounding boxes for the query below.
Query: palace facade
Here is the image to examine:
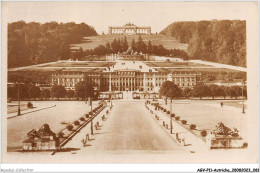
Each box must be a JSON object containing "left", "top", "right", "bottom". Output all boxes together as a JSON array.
[
  {"left": 108, "top": 23, "right": 151, "bottom": 35},
  {"left": 51, "top": 69, "right": 199, "bottom": 92}
]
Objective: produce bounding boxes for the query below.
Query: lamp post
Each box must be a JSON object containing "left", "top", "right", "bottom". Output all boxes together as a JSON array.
[
  {"left": 90, "top": 97, "right": 93, "bottom": 135},
  {"left": 85, "top": 82, "right": 87, "bottom": 104},
  {"left": 17, "top": 82, "right": 21, "bottom": 116},
  {"left": 170, "top": 98, "right": 173, "bottom": 134},
  {"left": 242, "top": 81, "right": 245, "bottom": 113},
  {"left": 110, "top": 89, "right": 113, "bottom": 107}
]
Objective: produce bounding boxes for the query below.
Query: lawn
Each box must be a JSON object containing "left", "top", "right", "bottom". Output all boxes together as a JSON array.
[
  {"left": 40, "top": 61, "right": 116, "bottom": 67},
  {"left": 7, "top": 101, "right": 99, "bottom": 151},
  {"left": 155, "top": 67, "right": 240, "bottom": 73},
  {"left": 158, "top": 99, "right": 247, "bottom": 141},
  {"left": 144, "top": 61, "right": 212, "bottom": 67},
  {"left": 70, "top": 34, "right": 188, "bottom": 51}
]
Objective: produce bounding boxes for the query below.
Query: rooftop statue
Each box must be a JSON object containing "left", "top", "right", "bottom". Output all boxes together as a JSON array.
[{"left": 124, "top": 23, "right": 136, "bottom": 26}]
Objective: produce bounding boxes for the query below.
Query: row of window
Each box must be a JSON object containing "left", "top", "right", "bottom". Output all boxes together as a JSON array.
[
  {"left": 60, "top": 81, "right": 196, "bottom": 88},
  {"left": 53, "top": 77, "right": 196, "bottom": 84}
]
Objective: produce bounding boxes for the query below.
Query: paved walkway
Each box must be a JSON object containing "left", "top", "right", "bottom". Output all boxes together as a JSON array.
[
  {"left": 146, "top": 103, "right": 209, "bottom": 153},
  {"left": 7, "top": 104, "right": 56, "bottom": 119},
  {"left": 61, "top": 101, "right": 186, "bottom": 154}
]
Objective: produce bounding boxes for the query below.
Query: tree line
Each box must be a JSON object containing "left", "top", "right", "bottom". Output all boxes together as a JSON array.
[
  {"left": 160, "top": 20, "right": 246, "bottom": 67},
  {"left": 8, "top": 21, "right": 97, "bottom": 68},
  {"left": 74, "top": 36, "right": 189, "bottom": 60},
  {"left": 8, "top": 71, "right": 52, "bottom": 85},
  {"left": 160, "top": 81, "right": 247, "bottom": 102},
  {"left": 8, "top": 80, "right": 246, "bottom": 101},
  {"left": 8, "top": 81, "right": 99, "bottom": 101}
]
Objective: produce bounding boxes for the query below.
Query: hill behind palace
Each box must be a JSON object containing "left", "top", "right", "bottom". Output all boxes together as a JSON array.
[{"left": 160, "top": 20, "right": 246, "bottom": 67}]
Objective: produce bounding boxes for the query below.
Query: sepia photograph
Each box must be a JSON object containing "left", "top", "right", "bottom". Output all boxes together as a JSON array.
[{"left": 1, "top": 1, "right": 259, "bottom": 172}]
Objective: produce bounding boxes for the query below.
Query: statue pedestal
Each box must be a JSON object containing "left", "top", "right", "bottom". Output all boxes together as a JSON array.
[{"left": 206, "top": 135, "right": 244, "bottom": 149}]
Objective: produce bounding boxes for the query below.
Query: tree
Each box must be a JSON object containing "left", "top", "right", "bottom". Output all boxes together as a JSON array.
[
  {"left": 165, "top": 82, "right": 182, "bottom": 100},
  {"left": 160, "top": 20, "right": 246, "bottom": 67},
  {"left": 28, "top": 85, "right": 41, "bottom": 100},
  {"left": 217, "top": 86, "right": 226, "bottom": 99},
  {"left": 223, "top": 86, "right": 231, "bottom": 99},
  {"left": 230, "top": 86, "right": 242, "bottom": 99},
  {"left": 122, "top": 37, "right": 128, "bottom": 52},
  {"left": 161, "top": 81, "right": 182, "bottom": 134},
  {"left": 111, "top": 39, "right": 119, "bottom": 53},
  {"left": 192, "top": 84, "right": 211, "bottom": 99},
  {"left": 242, "top": 86, "right": 247, "bottom": 99},
  {"left": 105, "top": 43, "right": 111, "bottom": 54},
  {"left": 76, "top": 47, "right": 85, "bottom": 60},
  {"left": 208, "top": 84, "right": 220, "bottom": 99},
  {"left": 66, "top": 90, "right": 75, "bottom": 99},
  {"left": 13, "top": 84, "right": 30, "bottom": 100},
  {"left": 42, "top": 89, "right": 51, "bottom": 99},
  {"left": 136, "top": 35, "right": 144, "bottom": 53},
  {"left": 8, "top": 21, "right": 98, "bottom": 68},
  {"left": 75, "top": 81, "right": 94, "bottom": 100},
  {"left": 51, "top": 85, "right": 66, "bottom": 100},
  {"left": 147, "top": 40, "right": 153, "bottom": 54},
  {"left": 131, "top": 39, "right": 136, "bottom": 52},
  {"left": 7, "top": 87, "right": 16, "bottom": 100},
  {"left": 183, "top": 88, "right": 192, "bottom": 99},
  {"left": 159, "top": 81, "right": 173, "bottom": 105}
]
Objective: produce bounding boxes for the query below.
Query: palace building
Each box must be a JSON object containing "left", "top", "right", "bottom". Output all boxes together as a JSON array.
[
  {"left": 51, "top": 61, "right": 200, "bottom": 93},
  {"left": 9, "top": 57, "right": 245, "bottom": 99},
  {"left": 108, "top": 23, "right": 151, "bottom": 35}
]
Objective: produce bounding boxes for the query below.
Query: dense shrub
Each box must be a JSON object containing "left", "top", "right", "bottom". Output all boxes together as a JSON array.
[
  {"left": 190, "top": 124, "right": 196, "bottom": 130},
  {"left": 85, "top": 114, "right": 89, "bottom": 118},
  {"left": 161, "top": 20, "right": 246, "bottom": 67},
  {"left": 8, "top": 21, "right": 97, "bottom": 68},
  {"left": 200, "top": 130, "right": 207, "bottom": 137},
  {"left": 171, "top": 113, "right": 175, "bottom": 117},
  {"left": 163, "top": 109, "right": 167, "bottom": 112},
  {"left": 181, "top": 120, "right": 187, "bottom": 124},
  {"left": 175, "top": 116, "right": 180, "bottom": 120},
  {"left": 66, "top": 124, "right": 73, "bottom": 131},
  {"left": 57, "top": 132, "right": 64, "bottom": 138},
  {"left": 27, "top": 102, "right": 33, "bottom": 108},
  {"left": 80, "top": 117, "right": 85, "bottom": 121},
  {"left": 167, "top": 111, "right": 170, "bottom": 114},
  {"left": 74, "top": 120, "right": 80, "bottom": 125}
]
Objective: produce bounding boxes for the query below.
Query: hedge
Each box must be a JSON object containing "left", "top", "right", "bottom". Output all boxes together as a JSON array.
[
  {"left": 190, "top": 124, "right": 196, "bottom": 130},
  {"left": 181, "top": 120, "right": 187, "bottom": 124},
  {"left": 66, "top": 124, "right": 73, "bottom": 131},
  {"left": 200, "top": 130, "right": 207, "bottom": 137},
  {"left": 74, "top": 120, "right": 80, "bottom": 125},
  {"left": 57, "top": 132, "right": 64, "bottom": 138}
]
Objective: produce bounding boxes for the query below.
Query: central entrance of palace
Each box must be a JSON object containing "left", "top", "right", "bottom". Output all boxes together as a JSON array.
[{"left": 122, "top": 90, "right": 133, "bottom": 100}]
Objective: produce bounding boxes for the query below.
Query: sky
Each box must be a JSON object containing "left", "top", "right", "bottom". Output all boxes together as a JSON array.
[{"left": 2, "top": 1, "right": 256, "bottom": 34}]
